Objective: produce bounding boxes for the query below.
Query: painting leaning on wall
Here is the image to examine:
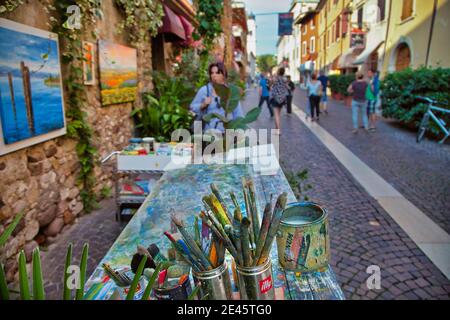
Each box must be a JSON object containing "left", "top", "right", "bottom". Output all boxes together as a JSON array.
[{"left": 0, "top": 18, "right": 66, "bottom": 156}]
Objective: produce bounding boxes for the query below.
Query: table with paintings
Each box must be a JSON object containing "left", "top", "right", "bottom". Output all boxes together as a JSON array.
[{"left": 84, "top": 157, "right": 345, "bottom": 300}]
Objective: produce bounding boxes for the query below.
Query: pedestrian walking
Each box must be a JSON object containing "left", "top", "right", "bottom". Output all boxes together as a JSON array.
[
  {"left": 258, "top": 73, "right": 273, "bottom": 117},
  {"left": 366, "top": 69, "right": 379, "bottom": 132},
  {"left": 270, "top": 67, "right": 290, "bottom": 134},
  {"left": 318, "top": 70, "right": 330, "bottom": 115},
  {"left": 190, "top": 62, "right": 243, "bottom": 134},
  {"left": 347, "top": 72, "right": 369, "bottom": 133},
  {"left": 286, "top": 75, "right": 295, "bottom": 114},
  {"left": 306, "top": 73, "right": 323, "bottom": 122}
]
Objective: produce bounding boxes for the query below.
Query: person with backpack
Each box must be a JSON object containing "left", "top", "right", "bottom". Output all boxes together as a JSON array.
[
  {"left": 270, "top": 67, "right": 290, "bottom": 134},
  {"left": 190, "top": 62, "right": 243, "bottom": 134},
  {"left": 347, "top": 72, "right": 369, "bottom": 133}
]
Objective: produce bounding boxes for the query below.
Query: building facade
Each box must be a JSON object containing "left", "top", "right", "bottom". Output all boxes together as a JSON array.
[
  {"left": 247, "top": 13, "right": 257, "bottom": 81},
  {"left": 380, "top": 0, "right": 450, "bottom": 77},
  {"left": 298, "top": 10, "right": 319, "bottom": 85}
]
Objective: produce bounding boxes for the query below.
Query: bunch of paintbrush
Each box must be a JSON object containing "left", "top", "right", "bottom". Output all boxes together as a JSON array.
[
  {"left": 201, "top": 181, "right": 288, "bottom": 268},
  {"left": 165, "top": 214, "right": 227, "bottom": 272}
]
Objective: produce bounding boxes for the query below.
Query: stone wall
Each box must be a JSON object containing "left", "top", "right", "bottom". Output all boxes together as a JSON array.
[{"left": 0, "top": 0, "right": 152, "bottom": 281}]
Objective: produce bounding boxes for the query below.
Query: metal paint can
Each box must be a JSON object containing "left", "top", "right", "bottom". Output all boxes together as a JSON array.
[
  {"left": 276, "top": 202, "right": 330, "bottom": 272},
  {"left": 153, "top": 275, "right": 192, "bottom": 300},
  {"left": 192, "top": 262, "right": 233, "bottom": 300},
  {"left": 236, "top": 258, "right": 275, "bottom": 300}
]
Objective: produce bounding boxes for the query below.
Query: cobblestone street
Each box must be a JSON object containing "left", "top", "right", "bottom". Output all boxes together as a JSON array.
[{"left": 243, "top": 88, "right": 450, "bottom": 299}]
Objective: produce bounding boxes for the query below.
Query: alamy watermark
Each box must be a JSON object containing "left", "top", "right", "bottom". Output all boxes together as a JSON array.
[{"left": 366, "top": 265, "right": 381, "bottom": 290}]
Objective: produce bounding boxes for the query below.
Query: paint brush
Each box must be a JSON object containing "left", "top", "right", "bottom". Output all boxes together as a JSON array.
[
  {"left": 200, "top": 212, "right": 239, "bottom": 263},
  {"left": 247, "top": 179, "right": 261, "bottom": 244},
  {"left": 194, "top": 216, "right": 201, "bottom": 249},
  {"left": 253, "top": 201, "right": 273, "bottom": 266},
  {"left": 209, "top": 240, "right": 218, "bottom": 267},
  {"left": 171, "top": 215, "right": 213, "bottom": 270},
  {"left": 241, "top": 179, "right": 255, "bottom": 248},
  {"left": 158, "top": 269, "right": 168, "bottom": 288},
  {"left": 240, "top": 217, "right": 253, "bottom": 267},
  {"left": 256, "top": 192, "right": 287, "bottom": 265},
  {"left": 177, "top": 239, "right": 205, "bottom": 272},
  {"left": 210, "top": 183, "right": 233, "bottom": 223},
  {"left": 203, "top": 194, "right": 232, "bottom": 227},
  {"left": 163, "top": 232, "right": 198, "bottom": 269}
]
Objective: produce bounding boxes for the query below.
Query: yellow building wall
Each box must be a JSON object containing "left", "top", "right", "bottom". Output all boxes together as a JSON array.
[
  {"left": 429, "top": 0, "right": 450, "bottom": 68},
  {"left": 317, "top": 0, "right": 352, "bottom": 73},
  {"left": 381, "top": 0, "right": 450, "bottom": 76}
]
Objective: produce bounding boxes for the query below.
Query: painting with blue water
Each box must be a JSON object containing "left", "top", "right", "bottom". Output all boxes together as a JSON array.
[{"left": 0, "top": 18, "right": 65, "bottom": 154}]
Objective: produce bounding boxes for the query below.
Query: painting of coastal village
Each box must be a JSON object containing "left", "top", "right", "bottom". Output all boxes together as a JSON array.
[
  {"left": 98, "top": 40, "right": 137, "bottom": 106},
  {"left": 0, "top": 18, "right": 66, "bottom": 155}
]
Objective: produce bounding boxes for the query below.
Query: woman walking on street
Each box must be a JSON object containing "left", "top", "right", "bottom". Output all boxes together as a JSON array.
[
  {"left": 347, "top": 72, "right": 369, "bottom": 133},
  {"left": 270, "top": 67, "right": 290, "bottom": 134},
  {"left": 307, "top": 73, "right": 323, "bottom": 122}
]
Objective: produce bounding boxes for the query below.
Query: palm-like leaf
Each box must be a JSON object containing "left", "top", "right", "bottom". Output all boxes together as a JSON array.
[
  {"left": 63, "top": 243, "right": 73, "bottom": 300},
  {"left": 126, "top": 255, "right": 147, "bottom": 300},
  {"left": 18, "top": 250, "right": 30, "bottom": 300},
  {"left": 0, "top": 263, "right": 9, "bottom": 300},
  {"left": 75, "top": 243, "right": 89, "bottom": 300},
  {"left": 32, "top": 247, "right": 45, "bottom": 300},
  {"left": 0, "top": 210, "right": 24, "bottom": 247}
]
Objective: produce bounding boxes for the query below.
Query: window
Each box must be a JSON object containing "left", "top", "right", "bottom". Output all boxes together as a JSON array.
[
  {"left": 310, "top": 37, "right": 316, "bottom": 53},
  {"left": 401, "top": 0, "right": 414, "bottom": 20},
  {"left": 303, "top": 25, "right": 307, "bottom": 35},
  {"left": 336, "top": 16, "right": 341, "bottom": 40},
  {"left": 311, "top": 16, "right": 316, "bottom": 29},
  {"left": 357, "top": 7, "right": 364, "bottom": 29},
  {"left": 302, "top": 41, "right": 307, "bottom": 56},
  {"left": 378, "top": 0, "right": 386, "bottom": 21},
  {"left": 332, "top": 23, "right": 336, "bottom": 43},
  {"left": 327, "top": 30, "right": 331, "bottom": 47}
]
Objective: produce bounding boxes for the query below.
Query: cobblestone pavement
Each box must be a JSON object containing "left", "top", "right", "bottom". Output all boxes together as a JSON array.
[
  {"left": 243, "top": 88, "right": 450, "bottom": 299},
  {"left": 40, "top": 199, "right": 125, "bottom": 300},
  {"left": 292, "top": 89, "right": 450, "bottom": 234}
]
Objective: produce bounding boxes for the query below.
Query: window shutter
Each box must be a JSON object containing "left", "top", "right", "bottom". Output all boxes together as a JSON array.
[
  {"left": 402, "top": 0, "right": 413, "bottom": 20},
  {"left": 378, "top": 0, "right": 386, "bottom": 21}
]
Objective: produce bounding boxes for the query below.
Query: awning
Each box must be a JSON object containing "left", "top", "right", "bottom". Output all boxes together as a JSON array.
[
  {"left": 338, "top": 47, "right": 363, "bottom": 69},
  {"left": 179, "top": 15, "right": 194, "bottom": 46},
  {"left": 353, "top": 38, "right": 384, "bottom": 65},
  {"left": 159, "top": 5, "right": 186, "bottom": 42},
  {"left": 331, "top": 55, "right": 341, "bottom": 70}
]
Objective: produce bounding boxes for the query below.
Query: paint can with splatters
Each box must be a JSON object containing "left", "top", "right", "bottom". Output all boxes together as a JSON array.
[
  {"left": 192, "top": 262, "right": 233, "bottom": 300},
  {"left": 153, "top": 274, "right": 192, "bottom": 300},
  {"left": 236, "top": 258, "right": 275, "bottom": 300},
  {"left": 276, "top": 202, "right": 330, "bottom": 272}
]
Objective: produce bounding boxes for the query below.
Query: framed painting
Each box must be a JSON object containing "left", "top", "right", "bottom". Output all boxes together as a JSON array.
[
  {"left": 98, "top": 40, "right": 137, "bottom": 106},
  {"left": 0, "top": 18, "right": 66, "bottom": 156},
  {"left": 83, "top": 41, "right": 95, "bottom": 85}
]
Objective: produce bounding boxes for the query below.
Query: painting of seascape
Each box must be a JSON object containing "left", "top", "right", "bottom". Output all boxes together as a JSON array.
[
  {"left": 0, "top": 18, "right": 66, "bottom": 155},
  {"left": 98, "top": 40, "right": 137, "bottom": 106}
]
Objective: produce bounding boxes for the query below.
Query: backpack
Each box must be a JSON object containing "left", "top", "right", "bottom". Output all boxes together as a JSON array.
[{"left": 271, "top": 78, "right": 289, "bottom": 105}]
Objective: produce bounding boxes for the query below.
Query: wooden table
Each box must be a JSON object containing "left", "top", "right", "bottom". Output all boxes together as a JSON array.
[{"left": 84, "top": 164, "right": 345, "bottom": 300}]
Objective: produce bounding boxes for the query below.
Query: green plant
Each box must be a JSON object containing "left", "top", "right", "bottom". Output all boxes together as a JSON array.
[
  {"left": 0, "top": 210, "right": 24, "bottom": 247},
  {"left": 329, "top": 74, "right": 355, "bottom": 97},
  {"left": 256, "top": 54, "right": 277, "bottom": 74},
  {"left": 285, "top": 168, "right": 313, "bottom": 201},
  {"left": 132, "top": 72, "right": 196, "bottom": 141},
  {"left": 193, "top": 0, "right": 224, "bottom": 51},
  {"left": 381, "top": 67, "right": 450, "bottom": 136},
  {"left": 100, "top": 186, "right": 113, "bottom": 199},
  {"left": 0, "top": 0, "right": 24, "bottom": 13},
  {"left": 115, "top": 0, "right": 164, "bottom": 46}
]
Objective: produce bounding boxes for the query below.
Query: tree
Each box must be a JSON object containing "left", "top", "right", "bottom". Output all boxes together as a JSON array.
[{"left": 256, "top": 54, "right": 277, "bottom": 74}]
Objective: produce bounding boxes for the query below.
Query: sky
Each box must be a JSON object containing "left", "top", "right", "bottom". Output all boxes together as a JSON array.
[{"left": 242, "top": 0, "right": 292, "bottom": 57}]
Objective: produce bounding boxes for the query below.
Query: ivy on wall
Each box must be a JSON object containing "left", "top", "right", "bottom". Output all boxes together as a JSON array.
[
  {"left": 45, "top": 0, "right": 104, "bottom": 212},
  {"left": 192, "top": 0, "right": 223, "bottom": 51},
  {"left": 115, "top": 0, "right": 164, "bottom": 47}
]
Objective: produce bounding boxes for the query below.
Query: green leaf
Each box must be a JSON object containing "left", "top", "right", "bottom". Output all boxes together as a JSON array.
[
  {"left": 18, "top": 250, "right": 30, "bottom": 300},
  {"left": 0, "top": 210, "right": 25, "bottom": 247},
  {"left": 0, "top": 263, "right": 9, "bottom": 300},
  {"left": 126, "top": 255, "right": 147, "bottom": 300},
  {"left": 203, "top": 112, "right": 229, "bottom": 124},
  {"left": 242, "top": 107, "right": 262, "bottom": 124},
  {"left": 141, "top": 262, "right": 163, "bottom": 300},
  {"left": 226, "top": 84, "right": 241, "bottom": 113},
  {"left": 75, "top": 244, "right": 89, "bottom": 300},
  {"left": 32, "top": 248, "right": 45, "bottom": 300},
  {"left": 63, "top": 243, "right": 73, "bottom": 300}
]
